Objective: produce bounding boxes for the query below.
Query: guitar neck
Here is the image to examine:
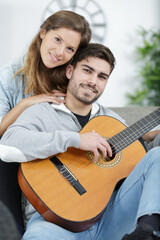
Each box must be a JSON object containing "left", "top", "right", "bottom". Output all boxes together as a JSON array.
[{"left": 108, "top": 108, "right": 160, "bottom": 153}]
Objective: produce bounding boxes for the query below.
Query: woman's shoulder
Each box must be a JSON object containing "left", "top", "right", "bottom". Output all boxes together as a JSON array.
[
  {"left": 0, "top": 55, "right": 25, "bottom": 77},
  {"left": 0, "top": 55, "right": 26, "bottom": 86}
]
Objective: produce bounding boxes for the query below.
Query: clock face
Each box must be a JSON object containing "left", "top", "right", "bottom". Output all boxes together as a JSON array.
[{"left": 42, "top": 0, "right": 107, "bottom": 43}]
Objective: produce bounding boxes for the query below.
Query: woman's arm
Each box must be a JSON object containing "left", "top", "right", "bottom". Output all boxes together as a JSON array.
[
  {"left": 0, "top": 91, "right": 66, "bottom": 136},
  {"left": 0, "top": 103, "right": 80, "bottom": 162}
]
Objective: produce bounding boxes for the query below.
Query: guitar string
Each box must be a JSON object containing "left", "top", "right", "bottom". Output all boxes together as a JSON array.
[
  {"left": 122, "top": 111, "right": 160, "bottom": 141},
  {"left": 56, "top": 155, "right": 92, "bottom": 178},
  {"left": 108, "top": 110, "right": 160, "bottom": 150},
  {"left": 109, "top": 116, "right": 160, "bottom": 154}
]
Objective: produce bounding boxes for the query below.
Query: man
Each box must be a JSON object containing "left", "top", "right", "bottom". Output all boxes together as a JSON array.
[{"left": 0, "top": 43, "right": 160, "bottom": 240}]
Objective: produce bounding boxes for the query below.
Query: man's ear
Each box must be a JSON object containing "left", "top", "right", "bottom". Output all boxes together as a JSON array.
[{"left": 66, "top": 64, "right": 74, "bottom": 79}]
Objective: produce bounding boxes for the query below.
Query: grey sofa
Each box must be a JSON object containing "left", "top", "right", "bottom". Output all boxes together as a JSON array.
[{"left": 110, "top": 106, "right": 159, "bottom": 126}]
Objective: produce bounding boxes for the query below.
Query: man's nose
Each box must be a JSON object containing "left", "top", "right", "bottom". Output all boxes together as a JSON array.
[{"left": 89, "top": 74, "right": 97, "bottom": 85}]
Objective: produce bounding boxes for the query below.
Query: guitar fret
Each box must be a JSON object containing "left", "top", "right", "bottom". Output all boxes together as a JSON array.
[
  {"left": 110, "top": 134, "right": 122, "bottom": 148},
  {"left": 108, "top": 138, "right": 119, "bottom": 153},
  {"left": 143, "top": 115, "right": 156, "bottom": 129},
  {"left": 111, "top": 130, "right": 131, "bottom": 151}
]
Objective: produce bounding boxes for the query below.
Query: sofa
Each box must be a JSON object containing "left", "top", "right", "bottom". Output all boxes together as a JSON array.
[{"left": 110, "top": 106, "right": 159, "bottom": 126}]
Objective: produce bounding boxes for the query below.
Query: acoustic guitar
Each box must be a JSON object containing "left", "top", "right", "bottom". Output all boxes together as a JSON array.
[{"left": 18, "top": 108, "right": 160, "bottom": 232}]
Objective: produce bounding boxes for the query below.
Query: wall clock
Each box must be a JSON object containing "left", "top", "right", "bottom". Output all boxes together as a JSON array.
[{"left": 42, "top": 0, "right": 107, "bottom": 43}]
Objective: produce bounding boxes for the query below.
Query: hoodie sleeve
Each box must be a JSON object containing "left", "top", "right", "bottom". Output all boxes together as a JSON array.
[{"left": 0, "top": 104, "right": 80, "bottom": 162}]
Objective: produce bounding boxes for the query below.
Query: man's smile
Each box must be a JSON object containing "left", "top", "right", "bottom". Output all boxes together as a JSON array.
[{"left": 80, "top": 84, "right": 98, "bottom": 94}]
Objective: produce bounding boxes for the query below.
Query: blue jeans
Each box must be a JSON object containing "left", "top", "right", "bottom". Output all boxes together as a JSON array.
[{"left": 23, "top": 147, "right": 160, "bottom": 240}]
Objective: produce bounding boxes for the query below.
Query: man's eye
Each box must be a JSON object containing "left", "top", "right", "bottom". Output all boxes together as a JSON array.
[
  {"left": 83, "top": 68, "right": 90, "bottom": 73},
  {"left": 55, "top": 37, "right": 61, "bottom": 43},
  {"left": 99, "top": 75, "right": 107, "bottom": 80}
]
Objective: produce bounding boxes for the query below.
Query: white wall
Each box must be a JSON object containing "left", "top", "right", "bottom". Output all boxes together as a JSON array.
[{"left": 0, "top": 0, "right": 159, "bottom": 106}]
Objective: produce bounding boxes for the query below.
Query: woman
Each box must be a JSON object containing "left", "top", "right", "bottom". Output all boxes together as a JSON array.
[{"left": 0, "top": 10, "right": 91, "bottom": 136}]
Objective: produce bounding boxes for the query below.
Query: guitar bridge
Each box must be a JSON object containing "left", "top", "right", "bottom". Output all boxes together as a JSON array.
[{"left": 50, "top": 156, "right": 86, "bottom": 195}]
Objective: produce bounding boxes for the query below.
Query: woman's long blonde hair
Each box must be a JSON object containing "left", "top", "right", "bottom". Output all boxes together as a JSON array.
[{"left": 18, "top": 10, "right": 91, "bottom": 95}]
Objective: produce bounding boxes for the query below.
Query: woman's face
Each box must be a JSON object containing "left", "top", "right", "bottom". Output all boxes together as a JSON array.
[{"left": 40, "top": 28, "right": 81, "bottom": 68}]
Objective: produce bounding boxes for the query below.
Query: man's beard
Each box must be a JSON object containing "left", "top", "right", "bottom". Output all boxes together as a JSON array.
[
  {"left": 75, "top": 92, "right": 101, "bottom": 105},
  {"left": 74, "top": 83, "right": 101, "bottom": 105}
]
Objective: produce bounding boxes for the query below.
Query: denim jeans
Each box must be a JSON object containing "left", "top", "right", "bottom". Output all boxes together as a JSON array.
[{"left": 23, "top": 147, "right": 160, "bottom": 240}]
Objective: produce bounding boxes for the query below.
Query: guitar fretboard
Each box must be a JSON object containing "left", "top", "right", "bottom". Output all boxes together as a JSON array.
[{"left": 108, "top": 108, "right": 160, "bottom": 153}]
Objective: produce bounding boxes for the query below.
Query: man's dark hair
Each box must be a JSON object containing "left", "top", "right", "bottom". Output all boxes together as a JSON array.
[{"left": 70, "top": 43, "right": 116, "bottom": 73}]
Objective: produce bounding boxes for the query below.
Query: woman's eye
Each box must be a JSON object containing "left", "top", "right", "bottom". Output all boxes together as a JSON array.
[{"left": 67, "top": 47, "right": 74, "bottom": 53}]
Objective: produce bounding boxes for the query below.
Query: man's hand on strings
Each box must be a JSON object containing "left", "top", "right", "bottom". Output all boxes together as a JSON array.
[{"left": 79, "top": 130, "right": 112, "bottom": 162}]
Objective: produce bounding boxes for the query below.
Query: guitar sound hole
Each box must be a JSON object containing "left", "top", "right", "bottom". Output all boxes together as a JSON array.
[
  {"left": 87, "top": 137, "right": 123, "bottom": 168},
  {"left": 105, "top": 153, "right": 115, "bottom": 162},
  {"left": 103, "top": 153, "right": 116, "bottom": 162},
  {"left": 98, "top": 144, "right": 116, "bottom": 162}
]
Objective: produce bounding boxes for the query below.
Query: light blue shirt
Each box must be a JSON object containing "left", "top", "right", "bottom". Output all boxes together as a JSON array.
[{"left": 0, "top": 56, "right": 30, "bottom": 125}]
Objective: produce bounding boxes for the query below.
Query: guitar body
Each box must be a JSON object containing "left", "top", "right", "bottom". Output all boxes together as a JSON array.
[{"left": 18, "top": 116, "right": 146, "bottom": 232}]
